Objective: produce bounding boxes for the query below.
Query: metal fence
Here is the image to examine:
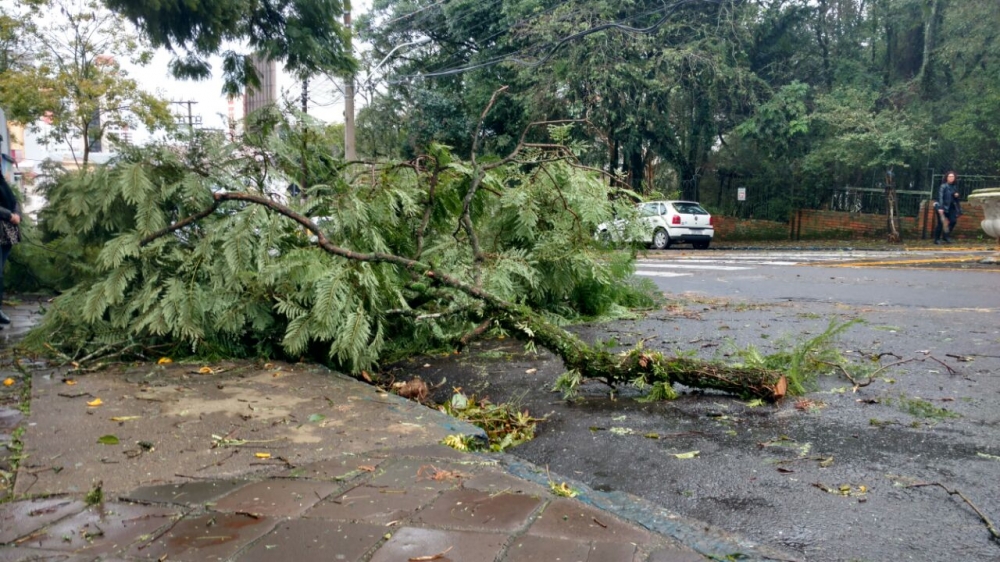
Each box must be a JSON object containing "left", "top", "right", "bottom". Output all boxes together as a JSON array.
[
  {"left": 928, "top": 174, "right": 1000, "bottom": 202},
  {"left": 827, "top": 187, "right": 927, "bottom": 217}
]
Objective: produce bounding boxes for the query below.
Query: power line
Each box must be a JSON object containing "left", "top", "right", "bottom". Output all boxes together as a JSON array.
[{"left": 381, "top": 0, "right": 451, "bottom": 27}]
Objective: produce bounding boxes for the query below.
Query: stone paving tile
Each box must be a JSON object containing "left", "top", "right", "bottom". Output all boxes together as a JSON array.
[
  {"left": 304, "top": 484, "right": 436, "bottom": 524},
  {"left": 238, "top": 519, "right": 384, "bottom": 562},
  {"left": 368, "top": 458, "right": 471, "bottom": 492},
  {"left": 0, "top": 499, "right": 85, "bottom": 544},
  {"left": 461, "top": 471, "right": 550, "bottom": 496},
  {"left": 210, "top": 480, "right": 337, "bottom": 518},
  {"left": 503, "top": 535, "right": 653, "bottom": 562},
  {"left": 526, "top": 498, "right": 655, "bottom": 545},
  {"left": 371, "top": 444, "right": 482, "bottom": 461},
  {"left": 22, "top": 502, "right": 178, "bottom": 557},
  {"left": 368, "top": 527, "right": 506, "bottom": 562},
  {"left": 588, "top": 541, "right": 640, "bottom": 561},
  {"left": 120, "top": 479, "right": 249, "bottom": 507},
  {"left": 501, "top": 534, "right": 593, "bottom": 562},
  {"left": 277, "top": 454, "right": 387, "bottom": 481},
  {"left": 0, "top": 546, "right": 96, "bottom": 561},
  {"left": 415, "top": 488, "right": 543, "bottom": 532},
  {"left": 0, "top": 408, "right": 22, "bottom": 434},
  {"left": 647, "top": 548, "right": 708, "bottom": 561},
  {"left": 125, "top": 512, "right": 277, "bottom": 562}
]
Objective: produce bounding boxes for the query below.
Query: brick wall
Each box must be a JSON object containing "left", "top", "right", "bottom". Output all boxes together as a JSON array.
[
  {"left": 715, "top": 200, "right": 987, "bottom": 242},
  {"left": 713, "top": 216, "right": 789, "bottom": 241}
]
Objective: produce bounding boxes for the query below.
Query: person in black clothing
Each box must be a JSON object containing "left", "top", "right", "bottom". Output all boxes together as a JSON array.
[
  {"left": 934, "top": 171, "right": 962, "bottom": 244},
  {"left": 0, "top": 160, "right": 21, "bottom": 325}
]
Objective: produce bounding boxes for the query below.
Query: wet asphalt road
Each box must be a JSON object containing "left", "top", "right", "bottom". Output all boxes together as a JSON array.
[
  {"left": 639, "top": 249, "right": 1000, "bottom": 309},
  {"left": 413, "top": 249, "right": 1000, "bottom": 561}
]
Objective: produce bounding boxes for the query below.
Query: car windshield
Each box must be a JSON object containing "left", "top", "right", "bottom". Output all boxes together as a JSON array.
[{"left": 672, "top": 202, "right": 708, "bottom": 215}]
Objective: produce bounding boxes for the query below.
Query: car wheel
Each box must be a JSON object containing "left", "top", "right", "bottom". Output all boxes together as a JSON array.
[
  {"left": 693, "top": 241, "right": 710, "bottom": 250},
  {"left": 652, "top": 228, "right": 670, "bottom": 250}
]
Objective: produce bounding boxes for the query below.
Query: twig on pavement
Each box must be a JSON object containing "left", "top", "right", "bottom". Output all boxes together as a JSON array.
[{"left": 905, "top": 482, "right": 1000, "bottom": 543}]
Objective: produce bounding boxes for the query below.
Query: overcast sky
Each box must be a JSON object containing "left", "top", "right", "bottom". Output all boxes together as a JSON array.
[{"left": 118, "top": 2, "right": 375, "bottom": 140}]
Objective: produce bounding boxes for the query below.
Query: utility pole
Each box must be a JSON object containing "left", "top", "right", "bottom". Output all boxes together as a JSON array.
[
  {"left": 343, "top": 1, "right": 357, "bottom": 161},
  {"left": 302, "top": 77, "right": 309, "bottom": 114},
  {"left": 169, "top": 100, "right": 200, "bottom": 136}
]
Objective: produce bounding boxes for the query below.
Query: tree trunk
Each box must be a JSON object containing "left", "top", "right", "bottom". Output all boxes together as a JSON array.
[
  {"left": 885, "top": 171, "right": 901, "bottom": 243},
  {"left": 494, "top": 305, "right": 788, "bottom": 401},
  {"left": 815, "top": 0, "right": 834, "bottom": 91},
  {"left": 918, "top": 0, "right": 941, "bottom": 98}
]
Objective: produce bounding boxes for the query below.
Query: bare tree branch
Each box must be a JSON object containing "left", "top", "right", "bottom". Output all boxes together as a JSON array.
[{"left": 905, "top": 482, "right": 1000, "bottom": 543}]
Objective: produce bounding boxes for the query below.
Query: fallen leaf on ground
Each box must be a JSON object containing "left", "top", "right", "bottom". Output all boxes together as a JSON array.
[
  {"left": 110, "top": 416, "right": 141, "bottom": 422},
  {"left": 550, "top": 481, "right": 578, "bottom": 497},
  {"left": 408, "top": 546, "right": 453, "bottom": 561},
  {"left": 64, "top": 379, "right": 77, "bottom": 385},
  {"left": 87, "top": 398, "right": 103, "bottom": 407},
  {"left": 97, "top": 435, "right": 120, "bottom": 445},
  {"left": 157, "top": 357, "right": 172, "bottom": 365},
  {"left": 525, "top": 368, "right": 538, "bottom": 374},
  {"left": 198, "top": 366, "right": 213, "bottom": 374},
  {"left": 254, "top": 452, "right": 272, "bottom": 459},
  {"left": 672, "top": 451, "right": 700, "bottom": 459},
  {"left": 2, "top": 378, "right": 13, "bottom": 386}
]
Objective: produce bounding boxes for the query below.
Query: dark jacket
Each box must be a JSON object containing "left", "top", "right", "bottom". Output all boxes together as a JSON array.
[
  {"left": 0, "top": 173, "right": 19, "bottom": 222},
  {"left": 937, "top": 182, "right": 962, "bottom": 219}
]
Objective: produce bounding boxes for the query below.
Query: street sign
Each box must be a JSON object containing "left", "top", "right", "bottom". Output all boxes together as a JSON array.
[{"left": 737, "top": 187, "right": 746, "bottom": 201}]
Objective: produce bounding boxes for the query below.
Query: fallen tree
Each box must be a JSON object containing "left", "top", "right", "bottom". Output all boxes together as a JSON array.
[{"left": 26, "top": 106, "right": 788, "bottom": 401}]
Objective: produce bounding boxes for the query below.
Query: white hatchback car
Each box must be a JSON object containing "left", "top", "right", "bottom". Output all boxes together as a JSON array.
[{"left": 597, "top": 200, "right": 714, "bottom": 250}]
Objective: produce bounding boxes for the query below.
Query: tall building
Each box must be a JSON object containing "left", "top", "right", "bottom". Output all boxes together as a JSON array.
[{"left": 243, "top": 55, "right": 278, "bottom": 117}]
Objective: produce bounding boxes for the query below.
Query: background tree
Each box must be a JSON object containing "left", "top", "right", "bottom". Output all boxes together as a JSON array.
[
  {"left": 28, "top": 0, "right": 172, "bottom": 167},
  {"left": 0, "top": 1, "right": 59, "bottom": 124}
]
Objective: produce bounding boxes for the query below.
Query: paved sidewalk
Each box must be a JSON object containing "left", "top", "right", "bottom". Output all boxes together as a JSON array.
[{"left": 0, "top": 298, "right": 795, "bottom": 562}]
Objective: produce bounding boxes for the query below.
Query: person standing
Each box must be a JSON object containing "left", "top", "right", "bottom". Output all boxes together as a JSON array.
[
  {"left": 0, "top": 168, "right": 21, "bottom": 325},
  {"left": 934, "top": 171, "right": 962, "bottom": 244}
]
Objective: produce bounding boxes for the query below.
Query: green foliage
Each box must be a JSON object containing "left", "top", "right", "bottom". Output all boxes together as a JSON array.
[
  {"left": 731, "top": 319, "right": 860, "bottom": 395},
  {"left": 26, "top": 117, "right": 647, "bottom": 372},
  {"left": 552, "top": 369, "right": 583, "bottom": 400},
  {"left": 439, "top": 391, "right": 538, "bottom": 452},
  {"left": 102, "top": 0, "right": 357, "bottom": 94}
]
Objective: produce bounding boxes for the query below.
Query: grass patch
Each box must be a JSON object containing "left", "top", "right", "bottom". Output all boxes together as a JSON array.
[{"left": 897, "top": 396, "right": 961, "bottom": 420}]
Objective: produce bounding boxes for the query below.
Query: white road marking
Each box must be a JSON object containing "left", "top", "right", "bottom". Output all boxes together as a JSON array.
[
  {"left": 633, "top": 263, "right": 753, "bottom": 271},
  {"left": 634, "top": 271, "right": 694, "bottom": 278}
]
